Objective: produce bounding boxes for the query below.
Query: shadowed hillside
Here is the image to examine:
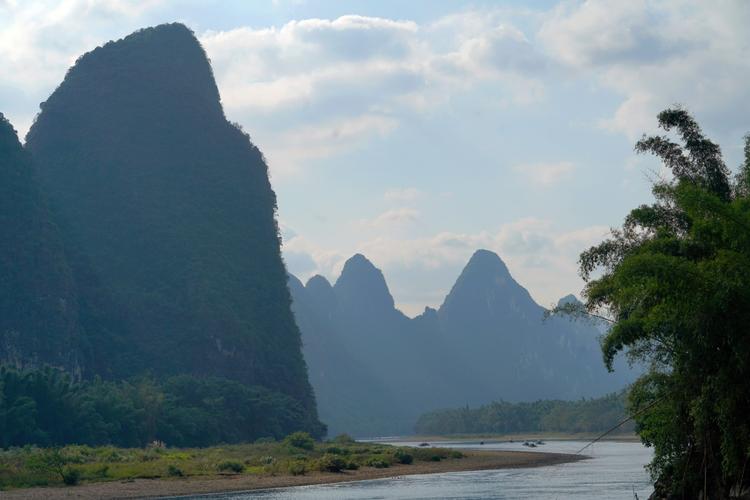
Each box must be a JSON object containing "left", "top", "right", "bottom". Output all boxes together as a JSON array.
[
  {"left": 0, "top": 114, "right": 84, "bottom": 374},
  {"left": 19, "top": 23, "right": 322, "bottom": 435}
]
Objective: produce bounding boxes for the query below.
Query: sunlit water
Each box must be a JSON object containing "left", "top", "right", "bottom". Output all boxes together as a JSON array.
[{"left": 170, "top": 440, "right": 653, "bottom": 499}]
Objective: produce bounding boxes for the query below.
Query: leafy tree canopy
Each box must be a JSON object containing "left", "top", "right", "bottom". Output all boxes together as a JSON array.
[
  {"left": 414, "top": 392, "right": 631, "bottom": 436},
  {"left": 573, "top": 107, "right": 750, "bottom": 498},
  {"left": 0, "top": 364, "right": 325, "bottom": 449}
]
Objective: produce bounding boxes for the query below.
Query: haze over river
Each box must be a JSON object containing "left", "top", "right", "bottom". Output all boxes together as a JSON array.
[{"left": 177, "top": 439, "right": 653, "bottom": 499}]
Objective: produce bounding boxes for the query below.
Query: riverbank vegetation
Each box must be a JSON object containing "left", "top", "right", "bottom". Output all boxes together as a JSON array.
[
  {"left": 564, "top": 108, "right": 750, "bottom": 498},
  {"left": 0, "top": 365, "right": 322, "bottom": 449},
  {"left": 0, "top": 432, "right": 463, "bottom": 490},
  {"left": 414, "top": 392, "right": 631, "bottom": 436}
]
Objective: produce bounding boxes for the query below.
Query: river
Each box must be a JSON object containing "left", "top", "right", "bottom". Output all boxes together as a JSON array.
[{"left": 177, "top": 439, "right": 653, "bottom": 499}]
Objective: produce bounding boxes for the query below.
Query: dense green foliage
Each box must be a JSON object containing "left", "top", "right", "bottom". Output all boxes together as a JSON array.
[
  {"left": 0, "top": 433, "right": 462, "bottom": 490},
  {"left": 414, "top": 392, "right": 631, "bottom": 436},
  {"left": 0, "top": 365, "right": 317, "bottom": 449},
  {"left": 575, "top": 108, "right": 750, "bottom": 498}
]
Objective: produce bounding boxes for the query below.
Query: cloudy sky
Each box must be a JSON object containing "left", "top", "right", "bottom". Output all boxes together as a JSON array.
[{"left": 2, "top": 0, "right": 749, "bottom": 315}]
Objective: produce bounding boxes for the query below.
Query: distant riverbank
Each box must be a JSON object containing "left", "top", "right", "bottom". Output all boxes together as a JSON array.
[
  {"left": 388, "top": 432, "right": 640, "bottom": 443},
  {"left": 2, "top": 449, "right": 582, "bottom": 500}
]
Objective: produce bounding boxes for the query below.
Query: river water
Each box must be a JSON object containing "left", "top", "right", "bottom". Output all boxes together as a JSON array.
[{"left": 178, "top": 439, "right": 653, "bottom": 499}]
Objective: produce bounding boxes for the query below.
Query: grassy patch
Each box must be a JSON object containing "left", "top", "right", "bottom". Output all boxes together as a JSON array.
[{"left": 0, "top": 435, "right": 464, "bottom": 490}]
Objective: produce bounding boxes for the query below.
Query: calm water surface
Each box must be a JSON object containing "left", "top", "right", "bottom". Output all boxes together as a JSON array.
[{"left": 174, "top": 440, "right": 653, "bottom": 499}]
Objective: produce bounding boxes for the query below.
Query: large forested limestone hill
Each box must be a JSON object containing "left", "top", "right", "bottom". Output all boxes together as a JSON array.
[{"left": 24, "top": 24, "right": 321, "bottom": 430}]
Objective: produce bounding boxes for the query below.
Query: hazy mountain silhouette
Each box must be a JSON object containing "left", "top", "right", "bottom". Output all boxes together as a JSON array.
[
  {"left": 439, "top": 249, "right": 541, "bottom": 331},
  {"left": 334, "top": 254, "right": 402, "bottom": 318},
  {"left": 290, "top": 273, "right": 406, "bottom": 436},
  {"left": 291, "top": 249, "right": 635, "bottom": 436},
  {"left": 22, "top": 23, "right": 321, "bottom": 432}
]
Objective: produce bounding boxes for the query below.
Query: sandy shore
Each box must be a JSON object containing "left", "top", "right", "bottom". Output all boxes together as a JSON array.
[{"left": 2, "top": 449, "right": 584, "bottom": 499}]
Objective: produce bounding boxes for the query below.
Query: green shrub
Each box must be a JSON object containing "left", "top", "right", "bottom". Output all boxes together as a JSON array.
[
  {"left": 167, "top": 465, "right": 184, "bottom": 477},
  {"left": 262, "top": 462, "right": 281, "bottom": 475},
  {"left": 93, "top": 465, "right": 110, "bottom": 478},
  {"left": 324, "top": 446, "right": 346, "bottom": 455},
  {"left": 393, "top": 448, "right": 413, "bottom": 465},
  {"left": 104, "top": 450, "right": 124, "bottom": 463},
  {"left": 449, "top": 450, "right": 464, "bottom": 459},
  {"left": 255, "top": 437, "right": 276, "bottom": 444},
  {"left": 413, "top": 447, "right": 450, "bottom": 462},
  {"left": 25, "top": 448, "right": 81, "bottom": 485},
  {"left": 217, "top": 460, "right": 244, "bottom": 473},
  {"left": 367, "top": 458, "right": 390, "bottom": 469},
  {"left": 317, "top": 454, "right": 347, "bottom": 473},
  {"left": 344, "top": 460, "right": 359, "bottom": 470},
  {"left": 287, "top": 461, "right": 307, "bottom": 476},
  {"left": 62, "top": 467, "right": 81, "bottom": 486},
  {"left": 364, "top": 454, "right": 392, "bottom": 468},
  {"left": 283, "top": 432, "right": 315, "bottom": 451},
  {"left": 61, "top": 446, "right": 90, "bottom": 464},
  {"left": 139, "top": 450, "right": 160, "bottom": 462},
  {"left": 332, "top": 434, "right": 355, "bottom": 444}
]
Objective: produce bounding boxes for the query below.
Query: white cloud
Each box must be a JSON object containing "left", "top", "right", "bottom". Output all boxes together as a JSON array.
[
  {"left": 3, "top": 2, "right": 748, "bottom": 163},
  {"left": 436, "top": 24, "right": 549, "bottom": 78},
  {"left": 260, "top": 114, "right": 398, "bottom": 178},
  {"left": 200, "top": 15, "right": 421, "bottom": 112},
  {"left": 514, "top": 161, "right": 575, "bottom": 186},
  {"left": 359, "top": 208, "right": 420, "bottom": 228},
  {"left": 283, "top": 234, "right": 348, "bottom": 282},
  {"left": 539, "top": 0, "right": 750, "bottom": 140},
  {"left": 199, "top": 12, "right": 552, "bottom": 177},
  {"left": 538, "top": 0, "right": 682, "bottom": 68},
  {"left": 384, "top": 187, "right": 423, "bottom": 202},
  {"left": 0, "top": 1, "right": 164, "bottom": 89}
]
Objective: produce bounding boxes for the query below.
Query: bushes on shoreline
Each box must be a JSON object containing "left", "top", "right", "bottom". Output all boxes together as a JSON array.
[{"left": 0, "top": 434, "right": 462, "bottom": 490}]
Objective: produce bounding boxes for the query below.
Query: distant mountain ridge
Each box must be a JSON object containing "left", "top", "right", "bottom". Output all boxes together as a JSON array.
[{"left": 290, "top": 249, "right": 635, "bottom": 437}]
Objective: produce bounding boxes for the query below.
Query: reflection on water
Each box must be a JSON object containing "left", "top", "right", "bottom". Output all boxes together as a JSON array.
[{"left": 173, "top": 440, "right": 653, "bottom": 499}]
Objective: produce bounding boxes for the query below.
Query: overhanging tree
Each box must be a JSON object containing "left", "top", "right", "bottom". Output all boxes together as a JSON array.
[{"left": 575, "top": 107, "right": 750, "bottom": 498}]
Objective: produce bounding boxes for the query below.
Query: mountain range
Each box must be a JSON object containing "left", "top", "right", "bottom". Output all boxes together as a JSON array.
[{"left": 290, "top": 250, "right": 635, "bottom": 437}]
